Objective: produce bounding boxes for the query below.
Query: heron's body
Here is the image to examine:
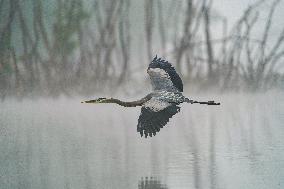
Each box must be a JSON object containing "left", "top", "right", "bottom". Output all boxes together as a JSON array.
[{"left": 82, "top": 55, "right": 220, "bottom": 138}]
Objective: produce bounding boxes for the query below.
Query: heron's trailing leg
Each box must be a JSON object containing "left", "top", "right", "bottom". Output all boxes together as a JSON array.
[{"left": 185, "top": 98, "right": 220, "bottom": 105}]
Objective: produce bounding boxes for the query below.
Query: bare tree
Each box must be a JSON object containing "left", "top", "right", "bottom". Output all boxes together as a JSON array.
[
  {"left": 145, "top": 0, "right": 154, "bottom": 61},
  {"left": 1, "top": 0, "right": 283, "bottom": 99}
]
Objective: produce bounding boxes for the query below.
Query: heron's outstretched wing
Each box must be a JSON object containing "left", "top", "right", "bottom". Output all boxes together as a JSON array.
[
  {"left": 147, "top": 56, "right": 183, "bottom": 92},
  {"left": 137, "top": 104, "right": 180, "bottom": 138}
]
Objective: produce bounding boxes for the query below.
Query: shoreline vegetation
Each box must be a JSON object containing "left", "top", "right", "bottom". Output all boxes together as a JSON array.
[{"left": 0, "top": 0, "right": 283, "bottom": 100}]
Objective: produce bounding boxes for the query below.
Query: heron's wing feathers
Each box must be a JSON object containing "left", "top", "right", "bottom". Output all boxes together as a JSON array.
[
  {"left": 147, "top": 56, "right": 183, "bottom": 92},
  {"left": 137, "top": 104, "right": 180, "bottom": 138}
]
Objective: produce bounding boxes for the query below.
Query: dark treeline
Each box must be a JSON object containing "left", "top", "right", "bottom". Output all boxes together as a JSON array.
[{"left": 0, "top": 0, "right": 283, "bottom": 99}]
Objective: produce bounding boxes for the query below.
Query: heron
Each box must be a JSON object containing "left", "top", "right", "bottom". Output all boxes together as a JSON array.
[{"left": 82, "top": 55, "right": 220, "bottom": 138}]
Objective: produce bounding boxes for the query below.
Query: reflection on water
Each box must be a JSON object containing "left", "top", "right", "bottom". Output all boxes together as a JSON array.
[
  {"left": 138, "top": 177, "right": 168, "bottom": 189},
  {"left": 0, "top": 92, "right": 284, "bottom": 189}
]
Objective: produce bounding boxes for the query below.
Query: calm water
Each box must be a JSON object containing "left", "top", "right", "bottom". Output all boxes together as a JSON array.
[{"left": 0, "top": 92, "right": 284, "bottom": 189}]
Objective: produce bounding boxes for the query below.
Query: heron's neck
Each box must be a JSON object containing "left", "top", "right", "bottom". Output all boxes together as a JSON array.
[
  {"left": 103, "top": 98, "right": 149, "bottom": 107},
  {"left": 83, "top": 95, "right": 152, "bottom": 107}
]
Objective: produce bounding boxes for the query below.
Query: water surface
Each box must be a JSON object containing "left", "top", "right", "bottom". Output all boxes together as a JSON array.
[{"left": 1, "top": 92, "right": 284, "bottom": 189}]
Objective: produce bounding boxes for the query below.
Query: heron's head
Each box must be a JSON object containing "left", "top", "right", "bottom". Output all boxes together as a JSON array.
[{"left": 81, "top": 98, "right": 108, "bottom": 104}]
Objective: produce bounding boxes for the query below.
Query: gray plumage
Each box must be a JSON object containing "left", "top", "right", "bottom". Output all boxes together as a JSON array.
[
  {"left": 82, "top": 55, "right": 220, "bottom": 138},
  {"left": 148, "top": 55, "right": 183, "bottom": 92},
  {"left": 137, "top": 56, "right": 189, "bottom": 138}
]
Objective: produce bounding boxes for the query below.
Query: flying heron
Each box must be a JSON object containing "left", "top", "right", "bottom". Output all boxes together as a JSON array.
[{"left": 82, "top": 56, "right": 220, "bottom": 138}]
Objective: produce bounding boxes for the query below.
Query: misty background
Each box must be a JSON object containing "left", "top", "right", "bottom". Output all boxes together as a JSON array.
[
  {"left": 1, "top": 0, "right": 284, "bottom": 99},
  {"left": 1, "top": 1, "right": 284, "bottom": 189}
]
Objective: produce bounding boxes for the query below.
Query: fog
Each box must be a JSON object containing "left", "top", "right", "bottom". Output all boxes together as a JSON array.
[
  {"left": 1, "top": 91, "right": 284, "bottom": 188},
  {"left": 1, "top": 0, "right": 284, "bottom": 98},
  {"left": 1, "top": 0, "right": 284, "bottom": 188}
]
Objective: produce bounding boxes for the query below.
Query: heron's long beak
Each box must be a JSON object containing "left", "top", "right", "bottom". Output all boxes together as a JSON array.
[{"left": 81, "top": 98, "right": 107, "bottom": 103}]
